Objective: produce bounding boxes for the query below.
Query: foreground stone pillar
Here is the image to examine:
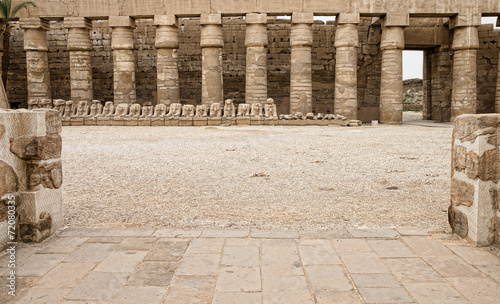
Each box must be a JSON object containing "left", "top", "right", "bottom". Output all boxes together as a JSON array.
[
  {"left": 200, "top": 14, "right": 223, "bottom": 105},
  {"left": 450, "top": 14, "right": 480, "bottom": 121},
  {"left": 334, "top": 13, "right": 360, "bottom": 120},
  {"left": 109, "top": 16, "right": 136, "bottom": 105},
  {"left": 290, "top": 13, "right": 313, "bottom": 114},
  {"left": 64, "top": 17, "right": 93, "bottom": 104},
  {"left": 155, "top": 15, "right": 179, "bottom": 105},
  {"left": 20, "top": 18, "right": 52, "bottom": 103},
  {"left": 245, "top": 13, "right": 268, "bottom": 104},
  {"left": 379, "top": 14, "right": 408, "bottom": 124},
  {"left": 0, "top": 109, "right": 63, "bottom": 245},
  {"left": 450, "top": 114, "right": 500, "bottom": 246}
]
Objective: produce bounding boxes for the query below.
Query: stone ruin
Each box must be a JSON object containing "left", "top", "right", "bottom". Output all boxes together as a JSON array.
[
  {"left": 0, "top": 1, "right": 497, "bottom": 123},
  {"left": 0, "top": 109, "right": 64, "bottom": 248}
]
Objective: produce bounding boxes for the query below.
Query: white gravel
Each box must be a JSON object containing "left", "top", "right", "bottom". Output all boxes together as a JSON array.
[{"left": 61, "top": 118, "right": 453, "bottom": 231}]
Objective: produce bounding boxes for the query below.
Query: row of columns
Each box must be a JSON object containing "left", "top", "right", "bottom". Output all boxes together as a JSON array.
[{"left": 17, "top": 13, "right": 494, "bottom": 122}]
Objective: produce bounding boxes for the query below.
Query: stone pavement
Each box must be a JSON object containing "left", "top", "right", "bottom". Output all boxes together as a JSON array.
[{"left": 1, "top": 228, "right": 500, "bottom": 304}]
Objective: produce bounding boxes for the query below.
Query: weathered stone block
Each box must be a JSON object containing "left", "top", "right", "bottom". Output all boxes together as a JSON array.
[
  {"left": 27, "top": 160, "right": 63, "bottom": 190},
  {"left": 138, "top": 118, "right": 151, "bottom": 126},
  {"left": 448, "top": 205, "right": 468, "bottom": 238},
  {"left": 0, "top": 161, "right": 18, "bottom": 197},
  {"left": 465, "top": 149, "right": 497, "bottom": 181},
  {"left": 200, "top": 14, "right": 222, "bottom": 25},
  {"left": 450, "top": 178, "right": 474, "bottom": 207},
  {"left": 33, "top": 109, "right": 62, "bottom": 134},
  {"left": 236, "top": 118, "right": 250, "bottom": 125},
  {"left": 382, "top": 13, "right": 409, "bottom": 27},
  {"left": 453, "top": 145, "right": 467, "bottom": 172},
  {"left": 109, "top": 16, "right": 136, "bottom": 29},
  {"left": 207, "top": 118, "right": 222, "bottom": 126},
  {"left": 164, "top": 119, "right": 179, "bottom": 126},
  {"left": 10, "top": 134, "right": 62, "bottom": 161},
  {"left": 154, "top": 15, "right": 177, "bottom": 27},
  {"left": 193, "top": 118, "right": 207, "bottom": 126},
  {"left": 179, "top": 118, "right": 193, "bottom": 126},
  {"left": 292, "top": 13, "right": 314, "bottom": 24},
  {"left": 71, "top": 118, "right": 84, "bottom": 126}
]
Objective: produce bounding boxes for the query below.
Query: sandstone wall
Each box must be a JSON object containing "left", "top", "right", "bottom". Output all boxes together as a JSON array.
[
  {"left": 0, "top": 109, "right": 63, "bottom": 249},
  {"left": 450, "top": 114, "right": 500, "bottom": 246},
  {"left": 3, "top": 18, "right": 499, "bottom": 120}
]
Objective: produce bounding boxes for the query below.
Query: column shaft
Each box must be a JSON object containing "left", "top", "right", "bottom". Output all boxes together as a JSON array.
[
  {"left": 450, "top": 14, "right": 480, "bottom": 120},
  {"left": 379, "top": 26, "right": 404, "bottom": 124},
  {"left": 20, "top": 18, "right": 51, "bottom": 102},
  {"left": 334, "top": 15, "right": 359, "bottom": 120},
  {"left": 110, "top": 17, "right": 136, "bottom": 105},
  {"left": 496, "top": 50, "right": 500, "bottom": 113},
  {"left": 155, "top": 15, "right": 179, "bottom": 105},
  {"left": 245, "top": 13, "right": 268, "bottom": 104},
  {"left": 290, "top": 13, "right": 313, "bottom": 114},
  {"left": 65, "top": 17, "right": 93, "bottom": 104},
  {"left": 201, "top": 14, "right": 223, "bottom": 105}
]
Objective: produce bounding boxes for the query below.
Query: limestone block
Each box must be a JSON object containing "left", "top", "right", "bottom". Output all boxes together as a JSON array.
[
  {"left": 64, "top": 17, "right": 92, "bottom": 30},
  {"left": 27, "top": 160, "right": 62, "bottom": 190},
  {"left": 109, "top": 16, "right": 136, "bottom": 29},
  {"left": 19, "top": 18, "right": 50, "bottom": 31},
  {"left": 246, "top": 13, "right": 267, "bottom": 25},
  {"left": 200, "top": 14, "right": 222, "bottom": 25},
  {"left": 451, "top": 27, "right": 479, "bottom": 51},
  {"left": 337, "top": 13, "right": 360, "bottom": 25},
  {"left": 23, "top": 28, "right": 49, "bottom": 51},
  {"left": 10, "top": 134, "right": 62, "bottom": 161},
  {"left": 448, "top": 205, "right": 468, "bottom": 238},
  {"left": 33, "top": 109, "right": 62, "bottom": 134},
  {"left": 451, "top": 178, "right": 474, "bottom": 207},
  {"left": 382, "top": 13, "right": 409, "bottom": 27},
  {"left": 193, "top": 118, "right": 207, "bottom": 126},
  {"left": 291, "top": 13, "right": 314, "bottom": 25},
  {"left": 179, "top": 117, "right": 193, "bottom": 126},
  {"left": 154, "top": 15, "right": 178, "bottom": 27},
  {"left": 449, "top": 14, "right": 481, "bottom": 29}
]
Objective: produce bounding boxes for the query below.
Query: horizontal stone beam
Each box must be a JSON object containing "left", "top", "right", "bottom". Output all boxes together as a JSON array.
[{"left": 12, "top": 0, "right": 500, "bottom": 19}]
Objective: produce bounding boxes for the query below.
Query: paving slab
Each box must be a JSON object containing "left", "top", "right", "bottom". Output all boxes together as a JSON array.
[
  {"left": 152, "top": 229, "right": 202, "bottom": 238},
  {"left": 358, "top": 287, "right": 413, "bottom": 304},
  {"left": 339, "top": 251, "right": 390, "bottom": 274},
  {"left": 314, "top": 291, "right": 363, "bottom": 304},
  {"left": 175, "top": 254, "right": 220, "bottom": 276},
  {"left": 212, "top": 292, "right": 262, "bottom": 304},
  {"left": 14, "top": 288, "right": 71, "bottom": 304},
  {"left": 66, "top": 272, "right": 130, "bottom": 301},
  {"left": 103, "top": 228, "right": 156, "bottom": 237},
  {"left": 17, "top": 254, "right": 67, "bottom": 277},
  {"left": 401, "top": 236, "right": 452, "bottom": 256},
  {"left": 57, "top": 228, "right": 110, "bottom": 237},
  {"left": 94, "top": 250, "right": 147, "bottom": 273},
  {"left": 404, "top": 282, "right": 468, "bottom": 304},
  {"left": 384, "top": 258, "right": 444, "bottom": 283},
  {"left": 144, "top": 241, "right": 189, "bottom": 261},
  {"left": 221, "top": 246, "right": 260, "bottom": 267},
  {"left": 367, "top": 239, "right": 417, "bottom": 258},
  {"left": 447, "top": 277, "right": 500, "bottom": 303},
  {"left": 64, "top": 243, "right": 116, "bottom": 263},
  {"left": 332, "top": 239, "right": 373, "bottom": 252},
  {"left": 163, "top": 276, "right": 216, "bottom": 304},
  {"left": 201, "top": 228, "right": 250, "bottom": 238},
  {"left": 299, "top": 229, "right": 352, "bottom": 239},
  {"left": 262, "top": 275, "right": 313, "bottom": 304},
  {"left": 185, "top": 238, "right": 225, "bottom": 254},
  {"left": 351, "top": 274, "right": 401, "bottom": 288},
  {"left": 299, "top": 245, "right": 341, "bottom": 265},
  {"left": 395, "top": 228, "right": 432, "bottom": 236},
  {"left": 35, "top": 263, "right": 96, "bottom": 289},
  {"left": 126, "top": 261, "right": 177, "bottom": 286},
  {"left": 422, "top": 255, "right": 484, "bottom": 278},
  {"left": 111, "top": 286, "right": 166, "bottom": 304},
  {"left": 348, "top": 228, "right": 400, "bottom": 239},
  {"left": 251, "top": 229, "right": 299, "bottom": 239},
  {"left": 305, "top": 265, "right": 353, "bottom": 292},
  {"left": 215, "top": 266, "right": 261, "bottom": 292},
  {"left": 37, "top": 237, "right": 89, "bottom": 254},
  {"left": 115, "top": 237, "right": 157, "bottom": 251}
]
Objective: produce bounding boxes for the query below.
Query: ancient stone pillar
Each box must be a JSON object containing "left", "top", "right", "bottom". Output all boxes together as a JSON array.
[
  {"left": 334, "top": 13, "right": 360, "bottom": 120},
  {"left": 450, "top": 14, "right": 480, "bottom": 120},
  {"left": 20, "top": 18, "right": 51, "bottom": 103},
  {"left": 109, "top": 16, "right": 136, "bottom": 105},
  {"left": 379, "top": 14, "right": 408, "bottom": 124},
  {"left": 497, "top": 49, "right": 500, "bottom": 114},
  {"left": 155, "top": 15, "right": 179, "bottom": 105},
  {"left": 290, "top": 13, "right": 313, "bottom": 114},
  {"left": 200, "top": 14, "right": 223, "bottom": 105},
  {"left": 64, "top": 17, "right": 93, "bottom": 104},
  {"left": 245, "top": 13, "right": 268, "bottom": 104}
]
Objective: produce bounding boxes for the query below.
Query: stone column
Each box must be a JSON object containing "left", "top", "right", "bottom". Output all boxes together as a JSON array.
[
  {"left": 379, "top": 14, "right": 408, "bottom": 124},
  {"left": 154, "top": 15, "right": 179, "bottom": 105},
  {"left": 109, "top": 16, "right": 136, "bottom": 105},
  {"left": 245, "top": 13, "right": 268, "bottom": 104},
  {"left": 64, "top": 17, "right": 93, "bottom": 104},
  {"left": 290, "top": 13, "right": 313, "bottom": 114},
  {"left": 200, "top": 14, "right": 223, "bottom": 105},
  {"left": 497, "top": 49, "right": 500, "bottom": 113},
  {"left": 450, "top": 14, "right": 480, "bottom": 120},
  {"left": 334, "top": 13, "right": 360, "bottom": 120},
  {"left": 20, "top": 18, "right": 51, "bottom": 103}
]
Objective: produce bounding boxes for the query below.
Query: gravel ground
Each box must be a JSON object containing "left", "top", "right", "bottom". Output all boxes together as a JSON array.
[{"left": 61, "top": 115, "right": 453, "bottom": 230}]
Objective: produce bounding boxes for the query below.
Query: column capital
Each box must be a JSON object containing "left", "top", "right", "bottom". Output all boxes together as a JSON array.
[
  {"left": 109, "top": 16, "right": 136, "bottom": 29},
  {"left": 154, "top": 15, "right": 178, "bottom": 27},
  {"left": 292, "top": 13, "right": 314, "bottom": 24},
  {"left": 334, "top": 23, "right": 359, "bottom": 48},
  {"left": 246, "top": 13, "right": 267, "bottom": 24},
  {"left": 449, "top": 13, "right": 481, "bottom": 29},
  {"left": 382, "top": 13, "right": 409, "bottom": 28},
  {"left": 19, "top": 17, "right": 50, "bottom": 31},
  {"left": 451, "top": 26, "right": 479, "bottom": 50},
  {"left": 200, "top": 13, "right": 222, "bottom": 25},
  {"left": 64, "top": 17, "right": 92, "bottom": 30},
  {"left": 337, "top": 13, "right": 360, "bottom": 25},
  {"left": 380, "top": 26, "right": 405, "bottom": 50}
]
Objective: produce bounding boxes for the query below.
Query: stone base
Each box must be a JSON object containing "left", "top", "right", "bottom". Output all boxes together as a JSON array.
[
  {"left": 84, "top": 118, "right": 97, "bottom": 126},
  {"left": 71, "top": 118, "right": 84, "bottom": 126},
  {"left": 165, "top": 118, "right": 180, "bottom": 126},
  {"left": 208, "top": 117, "right": 222, "bottom": 125},
  {"left": 250, "top": 117, "right": 264, "bottom": 125},
  {"left": 222, "top": 117, "right": 236, "bottom": 125},
  {"left": 96, "top": 117, "right": 112, "bottom": 126},
  {"left": 236, "top": 117, "right": 250, "bottom": 125},
  {"left": 179, "top": 118, "right": 193, "bottom": 126},
  {"left": 138, "top": 118, "right": 151, "bottom": 126},
  {"left": 124, "top": 118, "right": 139, "bottom": 126},
  {"left": 112, "top": 118, "right": 125, "bottom": 126},
  {"left": 151, "top": 118, "right": 165, "bottom": 126},
  {"left": 264, "top": 118, "right": 279, "bottom": 126},
  {"left": 193, "top": 118, "right": 208, "bottom": 126}
]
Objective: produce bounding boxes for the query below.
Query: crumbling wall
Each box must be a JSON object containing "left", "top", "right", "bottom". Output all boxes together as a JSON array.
[
  {"left": 450, "top": 114, "right": 500, "bottom": 246},
  {"left": 0, "top": 109, "right": 63, "bottom": 249}
]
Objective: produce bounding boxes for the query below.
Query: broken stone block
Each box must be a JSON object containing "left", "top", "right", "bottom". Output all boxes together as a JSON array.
[
  {"left": 0, "top": 161, "right": 18, "bottom": 197},
  {"left": 453, "top": 145, "right": 467, "bottom": 172},
  {"left": 10, "top": 134, "right": 62, "bottom": 161},
  {"left": 19, "top": 211, "right": 52, "bottom": 243},
  {"left": 465, "top": 149, "right": 497, "bottom": 181},
  {"left": 448, "top": 205, "right": 468, "bottom": 238},
  {"left": 27, "top": 160, "right": 63, "bottom": 189},
  {"left": 450, "top": 178, "right": 474, "bottom": 207}
]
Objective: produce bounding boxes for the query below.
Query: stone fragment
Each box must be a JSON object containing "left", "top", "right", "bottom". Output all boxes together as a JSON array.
[
  {"left": 27, "top": 160, "right": 63, "bottom": 189},
  {"left": 448, "top": 205, "right": 468, "bottom": 238},
  {"left": 52, "top": 99, "right": 66, "bottom": 116},
  {"left": 10, "top": 134, "right": 62, "bottom": 160},
  {"left": 210, "top": 103, "right": 222, "bottom": 117},
  {"left": 0, "top": 161, "right": 18, "bottom": 197},
  {"left": 450, "top": 178, "right": 474, "bottom": 207},
  {"left": 466, "top": 149, "right": 497, "bottom": 181},
  {"left": 223, "top": 99, "right": 235, "bottom": 118}
]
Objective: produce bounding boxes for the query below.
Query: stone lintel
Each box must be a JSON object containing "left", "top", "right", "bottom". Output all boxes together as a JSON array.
[
  {"left": 449, "top": 13, "right": 481, "bottom": 29},
  {"left": 200, "top": 13, "right": 222, "bottom": 25},
  {"left": 154, "top": 15, "right": 178, "bottom": 27},
  {"left": 109, "top": 16, "right": 136, "bottom": 28},
  {"left": 19, "top": 17, "right": 50, "bottom": 31},
  {"left": 246, "top": 13, "right": 267, "bottom": 24},
  {"left": 382, "top": 13, "right": 409, "bottom": 27},
  {"left": 337, "top": 13, "right": 360, "bottom": 25},
  {"left": 64, "top": 17, "right": 92, "bottom": 30},
  {"left": 292, "top": 12, "right": 314, "bottom": 24}
]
